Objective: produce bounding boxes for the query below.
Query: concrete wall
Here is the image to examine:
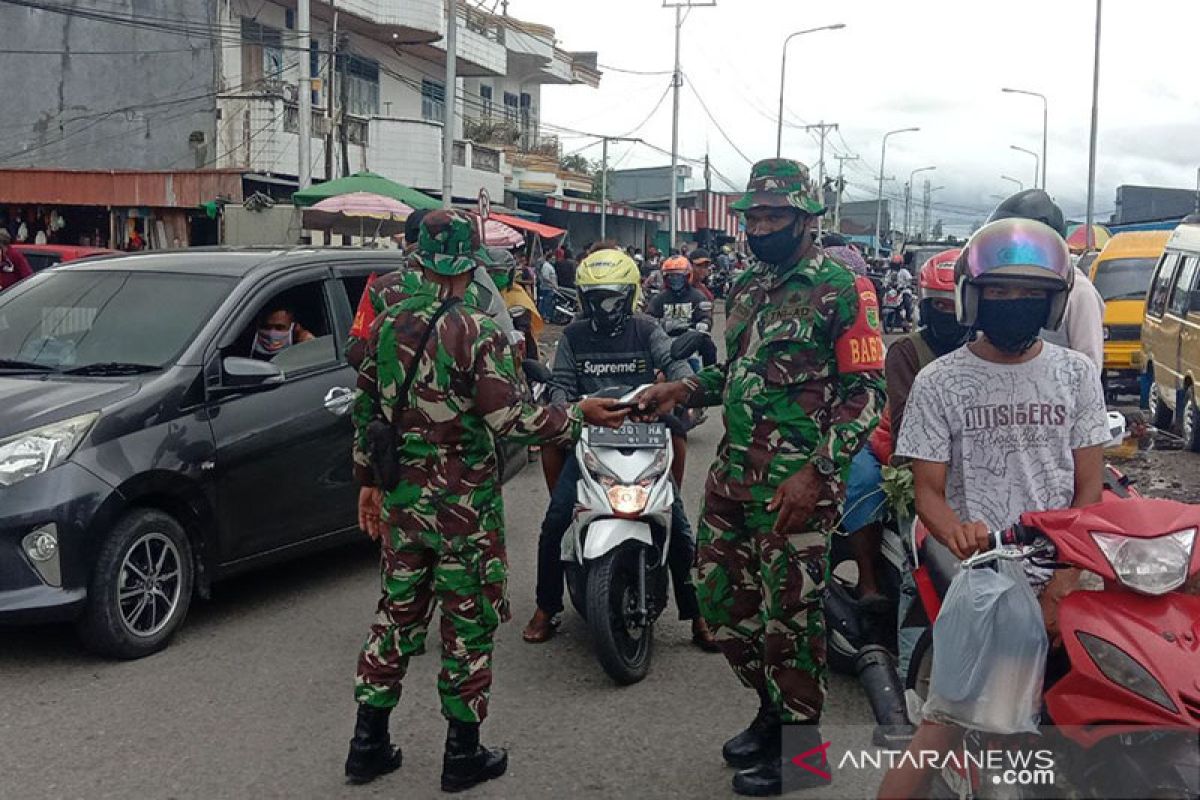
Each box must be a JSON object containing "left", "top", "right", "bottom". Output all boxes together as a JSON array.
[
  {"left": 223, "top": 205, "right": 303, "bottom": 245},
  {"left": 0, "top": 0, "right": 219, "bottom": 169}
]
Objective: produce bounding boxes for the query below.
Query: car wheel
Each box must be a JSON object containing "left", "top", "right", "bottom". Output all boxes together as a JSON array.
[
  {"left": 1148, "top": 380, "right": 1174, "bottom": 430},
  {"left": 78, "top": 509, "right": 194, "bottom": 659},
  {"left": 1183, "top": 390, "right": 1200, "bottom": 453}
]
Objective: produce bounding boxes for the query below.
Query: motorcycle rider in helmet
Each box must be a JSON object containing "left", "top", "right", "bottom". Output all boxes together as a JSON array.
[
  {"left": 648, "top": 255, "right": 718, "bottom": 368},
  {"left": 987, "top": 189, "right": 1105, "bottom": 371},
  {"left": 880, "top": 217, "right": 1110, "bottom": 798},
  {"left": 840, "top": 251, "right": 971, "bottom": 635},
  {"left": 522, "top": 248, "right": 719, "bottom": 651},
  {"left": 884, "top": 255, "right": 915, "bottom": 328}
]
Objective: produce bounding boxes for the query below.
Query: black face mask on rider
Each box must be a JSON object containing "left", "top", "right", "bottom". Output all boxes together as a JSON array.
[
  {"left": 975, "top": 295, "right": 1052, "bottom": 354},
  {"left": 922, "top": 304, "right": 971, "bottom": 353},
  {"left": 747, "top": 212, "right": 812, "bottom": 266}
]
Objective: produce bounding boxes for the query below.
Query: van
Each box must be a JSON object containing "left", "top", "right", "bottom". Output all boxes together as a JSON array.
[
  {"left": 1141, "top": 222, "right": 1200, "bottom": 450},
  {"left": 1089, "top": 231, "right": 1170, "bottom": 395}
]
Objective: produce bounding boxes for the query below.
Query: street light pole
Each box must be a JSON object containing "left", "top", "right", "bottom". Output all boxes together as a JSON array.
[
  {"left": 1001, "top": 175, "right": 1024, "bottom": 192},
  {"left": 297, "top": 0, "right": 312, "bottom": 189},
  {"left": 832, "top": 153, "right": 858, "bottom": 233},
  {"left": 1011, "top": 145, "right": 1039, "bottom": 191},
  {"left": 1085, "top": 0, "right": 1102, "bottom": 251},
  {"left": 775, "top": 24, "right": 845, "bottom": 157},
  {"left": 875, "top": 127, "right": 919, "bottom": 257},
  {"left": 1002, "top": 88, "right": 1048, "bottom": 189}
]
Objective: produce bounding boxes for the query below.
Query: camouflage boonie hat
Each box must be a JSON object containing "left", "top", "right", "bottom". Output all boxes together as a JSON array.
[
  {"left": 730, "top": 158, "right": 825, "bottom": 215},
  {"left": 416, "top": 210, "right": 482, "bottom": 276}
]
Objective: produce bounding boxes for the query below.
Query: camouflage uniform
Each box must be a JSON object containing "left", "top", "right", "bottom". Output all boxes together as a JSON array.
[
  {"left": 352, "top": 211, "right": 582, "bottom": 723},
  {"left": 683, "top": 160, "right": 886, "bottom": 723}
]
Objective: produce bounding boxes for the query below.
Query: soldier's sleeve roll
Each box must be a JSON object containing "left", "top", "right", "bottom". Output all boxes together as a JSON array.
[
  {"left": 681, "top": 363, "right": 727, "bottom": 408},
  {"left": 474, "top": 328, "right": 582, "bottom": 447},
  {"left": 351, "top": 321, "right": 383, "bottom": 487},
  {"left": 811, "top": 276, "right": 886, "bottom": 474}
]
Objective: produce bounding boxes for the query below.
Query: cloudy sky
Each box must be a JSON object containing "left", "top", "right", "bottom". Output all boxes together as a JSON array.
[{"left": 509, "top": 0, "right": 1200, "bottom": 233}]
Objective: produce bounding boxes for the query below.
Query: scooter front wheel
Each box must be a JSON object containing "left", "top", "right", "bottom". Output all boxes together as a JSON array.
[{"left": 586, "top": 545, "right": 654, "bottom": 685}]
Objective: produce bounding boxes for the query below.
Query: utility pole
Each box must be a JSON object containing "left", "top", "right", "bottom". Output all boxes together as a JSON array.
[
  {"left": 325, "top": 4, "right": 338, "bottom": 182},
  {"left": 664, "top": 1, "right": 715, "bottom": 252},
  {"left": 1085, "top": 0, "right": 1102, "bottom": 251},
  {"left": 297, "top": 0, "right": 312, "bottom": 188},
  {"left": 903, "top": 182, "right": 912, "bottom": 242},
  {"left": 922, "top": 180, "right": 931, "bottom": 241},
  {"left": 802, "top": 121, "right": 838, "bottom": 235},
  {"left": 704, "top": 153, "right": 712, "bottom": 193},
  {"left": 832, "top": 153, "right": 858, "bottom": 234},
  {"left": 1195, "top": 166, "right": 1199, "bottom": 214},
  {"left": 442, "top": 0, "right": 457, "bottom": 209},
  {"left": 599, "top": 135, "right": 642, "bottom": 240}
]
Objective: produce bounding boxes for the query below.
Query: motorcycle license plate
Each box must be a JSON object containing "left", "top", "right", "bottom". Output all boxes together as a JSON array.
[{"left": 589, "top": 422, "right": 667, "bottom": 448}]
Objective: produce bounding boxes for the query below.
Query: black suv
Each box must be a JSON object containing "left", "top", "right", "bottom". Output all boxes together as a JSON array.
[{"left": 0, "top": 249, "right": 524, "bottom": 657}]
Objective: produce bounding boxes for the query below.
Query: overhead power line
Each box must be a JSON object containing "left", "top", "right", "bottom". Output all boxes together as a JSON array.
[{"left": 684, "top": 76, "right": 753, "bottom": 166}]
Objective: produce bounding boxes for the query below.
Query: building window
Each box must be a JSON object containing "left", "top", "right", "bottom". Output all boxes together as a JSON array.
[
  {"left": 480, "top": 85, "right": 493, "bottom": 118},
  {"left": 502, "top": 92, "right": 518, "bottom": 124},
  {"left": 422, "top": 78, "right": 446, "bottom": 123},
  {"left": 344, "top": 56, "right": 380, "bottom": 118},
  {"left": 519, "top": 92, "right": 535, "bottom": 131},
  {"left": 241, "top": 19, "right": 284, "bottom": 89}
]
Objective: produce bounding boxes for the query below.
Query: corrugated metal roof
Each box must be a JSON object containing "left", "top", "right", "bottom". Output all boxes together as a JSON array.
[{"left": 0, "top": 168, "right": 244, "bottom": 208}]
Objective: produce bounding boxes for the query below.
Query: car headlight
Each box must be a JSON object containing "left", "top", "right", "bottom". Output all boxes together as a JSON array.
[
  {"left": 1077, "top": 631, "right": 1177, "bottom": 713},
  {"left": 1091, "top": 529, "right": 1196, "bottom": 595},
  {"left": 0, "top": 413, "right": 98, "bottom": 488},
  {"left": 608, "top": 484, "right": 650, "bottom": 515}
]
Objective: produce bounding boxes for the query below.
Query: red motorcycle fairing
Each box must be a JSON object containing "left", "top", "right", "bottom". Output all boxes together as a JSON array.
[
  {"left": 1021, "top": 497, "right": 1200, "bottom": 584},
  {"left": 1045, "top": 589, "right": 1200, "bottom": 747}
]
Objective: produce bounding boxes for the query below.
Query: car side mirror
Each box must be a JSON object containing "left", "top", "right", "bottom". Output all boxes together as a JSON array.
[
  {"left": 1189, "top": 291, "right": 1200, "bottom": 313},
  {"left": 212, "top": 356, "right": 283, "bottom": 396}
]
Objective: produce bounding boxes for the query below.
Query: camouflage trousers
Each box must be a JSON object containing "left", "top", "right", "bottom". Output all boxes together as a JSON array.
[
  {"left": 354, "top": 491, "right": 510, "bottom": 723},
  {"left": 694, "top": 488, "right": 834, "bottom": 724}
]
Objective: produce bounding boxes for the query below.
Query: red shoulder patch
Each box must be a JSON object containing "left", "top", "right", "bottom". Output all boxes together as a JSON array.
[
  {"left": 348, "top": 273, "right": 379, "bottom": 340},
  {"left": 835, "top": 275, "right": 886, "bottom": 373}
]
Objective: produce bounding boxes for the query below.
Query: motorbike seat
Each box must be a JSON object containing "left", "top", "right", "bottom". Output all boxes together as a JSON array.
[{"left": 917, "top": 535, "right": 960, "bottom": 598}]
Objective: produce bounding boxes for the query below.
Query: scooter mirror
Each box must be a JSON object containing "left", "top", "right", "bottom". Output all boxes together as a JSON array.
[
  {"left": 522, "top": 359, "right": 553, "bottom": 385},
  {"left": 670, "top": 329, "right": 706, "bottom": 361}
]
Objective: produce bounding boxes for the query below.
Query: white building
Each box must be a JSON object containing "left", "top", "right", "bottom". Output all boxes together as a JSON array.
[{"left": 213, "top": 0, "right": 601, "bottom": 201}]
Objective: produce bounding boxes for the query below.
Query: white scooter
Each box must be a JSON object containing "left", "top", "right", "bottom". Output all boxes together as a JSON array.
[{"left": 563, "top": 384, "right": 675, "bottom": 685}]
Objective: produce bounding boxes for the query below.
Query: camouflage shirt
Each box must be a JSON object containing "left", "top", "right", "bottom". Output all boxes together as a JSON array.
[
  {"left": 353, "top": 277, "right": 582, "bottom": 511},
  {"left": 684, "top": 253, "right": 886, "bottom": 500}
]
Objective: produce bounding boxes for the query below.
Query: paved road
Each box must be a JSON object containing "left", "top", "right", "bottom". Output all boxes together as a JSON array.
[{"left": 0, "top": 327, "right": 876, "bottom": 800}]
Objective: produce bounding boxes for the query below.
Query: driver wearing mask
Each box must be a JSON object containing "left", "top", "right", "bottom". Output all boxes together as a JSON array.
[
  {"left": 251, "top": 304, "right": 314, "bottom": 360},
  {"left": 521, "top": 248, "right": 719, "bottom": 652},
  {"left": 647, "top": 255, "right": 717, "bottom": 367}
]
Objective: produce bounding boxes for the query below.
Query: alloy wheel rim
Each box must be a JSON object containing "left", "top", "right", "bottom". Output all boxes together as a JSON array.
[{"left": 117, "top": 532, "right": 182, "bottom": 637}]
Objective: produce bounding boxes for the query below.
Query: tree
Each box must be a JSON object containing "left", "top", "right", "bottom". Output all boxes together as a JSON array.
[
  {"left": 559, "top": 154, "right": 593, "bottom": 175},
  {"left": 931, "top": 220, "right": 943, "bottom": 240}
]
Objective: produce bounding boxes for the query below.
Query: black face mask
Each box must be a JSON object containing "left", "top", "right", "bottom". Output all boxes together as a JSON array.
[
  {"left": 666, "top": 274, "right": 688, "bottom": 292},
  {"left": 975, "top": 296, "right": 1051, "bottom": 354},
  {"left": 584, "top": 289, "right": 632, "bottom": 337},
  {"left": 747, "top": 220, "right": 807, "bottom": 265},
  {"left": 922, "top": 305, "right": 970, "bottom": 352}
]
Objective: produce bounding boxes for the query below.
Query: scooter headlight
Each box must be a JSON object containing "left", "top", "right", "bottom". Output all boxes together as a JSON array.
[
  {"left": 634, "top": 447, "right": 670, "bottom": 484},
  {"left": 1091, "top": 529, "right": 1196, "bottom": 596},
  {"left": 607, "top": 484, "right": 650, "bottom": 515},
  {"left": 1077, "top": 632, "right": 1177, "bottom": 713}
]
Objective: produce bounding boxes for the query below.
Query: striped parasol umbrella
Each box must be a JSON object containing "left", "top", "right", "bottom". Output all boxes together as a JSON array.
[
  {"left": 1065, "top": 223, "right": 1111, "bottom": 253},
  {"left": 302, "top": 192, "right": 414, "bottom": 239},
  {"left": 483, "top": 218, "right": 524, "bottom": 248}
]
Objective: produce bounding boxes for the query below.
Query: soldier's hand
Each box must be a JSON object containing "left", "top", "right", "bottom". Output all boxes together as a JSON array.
[
  {"left": 767, "top": 465, "right": 824, "bottom": 534},
  {"left": 358, "top": 487, "right": 385, "bottom": 540},
  {"left": 632, "top": 381, "right": 690, "bottom": 421},
  {"left": 580, "top": 397, "right": 630, "bottom": 429}
]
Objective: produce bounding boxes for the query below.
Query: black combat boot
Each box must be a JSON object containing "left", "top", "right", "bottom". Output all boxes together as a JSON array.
[
  {"left": 723, "top": 687, "right": 781, "bottom": 769},
  {"left": 344, "top": 704, "right": 403, "bottom": 784},
  {"left": 440, "top": 720, "right": 508, "bottom": 793},
  {"left": 732, "top": 722, "right": 830, "bottom": 797}
]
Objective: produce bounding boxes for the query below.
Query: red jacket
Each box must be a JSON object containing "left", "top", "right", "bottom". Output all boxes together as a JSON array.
[{"left": 0, "top": 247, "right": 33, "bottom": 291}]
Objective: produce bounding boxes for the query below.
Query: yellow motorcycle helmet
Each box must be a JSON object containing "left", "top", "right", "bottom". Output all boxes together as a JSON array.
[{"left": 575, "top": 248, "right": 643, "bottom": 335}]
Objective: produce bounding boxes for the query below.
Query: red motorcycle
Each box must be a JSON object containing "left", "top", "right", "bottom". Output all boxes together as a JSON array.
[{"left": 904, "top": 472, "right": 1200, "bottom": 798}]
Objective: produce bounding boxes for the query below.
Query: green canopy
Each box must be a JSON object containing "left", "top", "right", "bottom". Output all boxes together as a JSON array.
[{"left": 291, "top": 171, "right": 441, "bottom": 210}]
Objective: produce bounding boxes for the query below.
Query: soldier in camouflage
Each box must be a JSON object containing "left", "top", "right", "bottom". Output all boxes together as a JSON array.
[
  {"left": 636, "top": 159, "right": 886, "bottom": 796},
  {"left": 343, "top": 210, "right": 627, "bottom": 792}
]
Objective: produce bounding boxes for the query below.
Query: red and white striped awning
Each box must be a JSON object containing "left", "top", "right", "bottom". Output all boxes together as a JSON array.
[
  {"left": 546, "top": 196, "right": 666, "bottom": 222},
  {"left": 700, "top": 192, "right": 742, "bottom": 238},
  {"left": 676, "top": 207, "right": 700, "bottom": 233}
]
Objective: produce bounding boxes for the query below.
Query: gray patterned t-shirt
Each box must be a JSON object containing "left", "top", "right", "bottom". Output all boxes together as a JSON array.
[{"left": 896, "top": 342, "right": 1110, "bottom": 532}]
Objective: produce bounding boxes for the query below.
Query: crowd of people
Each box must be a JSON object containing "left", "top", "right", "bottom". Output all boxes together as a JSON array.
[{"left": 332, "top": 154, "right": 1118, "bottom": 798}]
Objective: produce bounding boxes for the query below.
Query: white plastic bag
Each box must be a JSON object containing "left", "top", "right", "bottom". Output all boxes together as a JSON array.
[{"left": 922, "top": 559, "right": 1048, "bottom": 734}]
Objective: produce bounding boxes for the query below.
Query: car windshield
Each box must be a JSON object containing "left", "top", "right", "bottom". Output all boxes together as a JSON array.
[
  {"left": 0, "top": 271, "right": 234, "bottom": 372},
  {"left": 1092, "top": 257, "right": 1158, "bottom": 301}
]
